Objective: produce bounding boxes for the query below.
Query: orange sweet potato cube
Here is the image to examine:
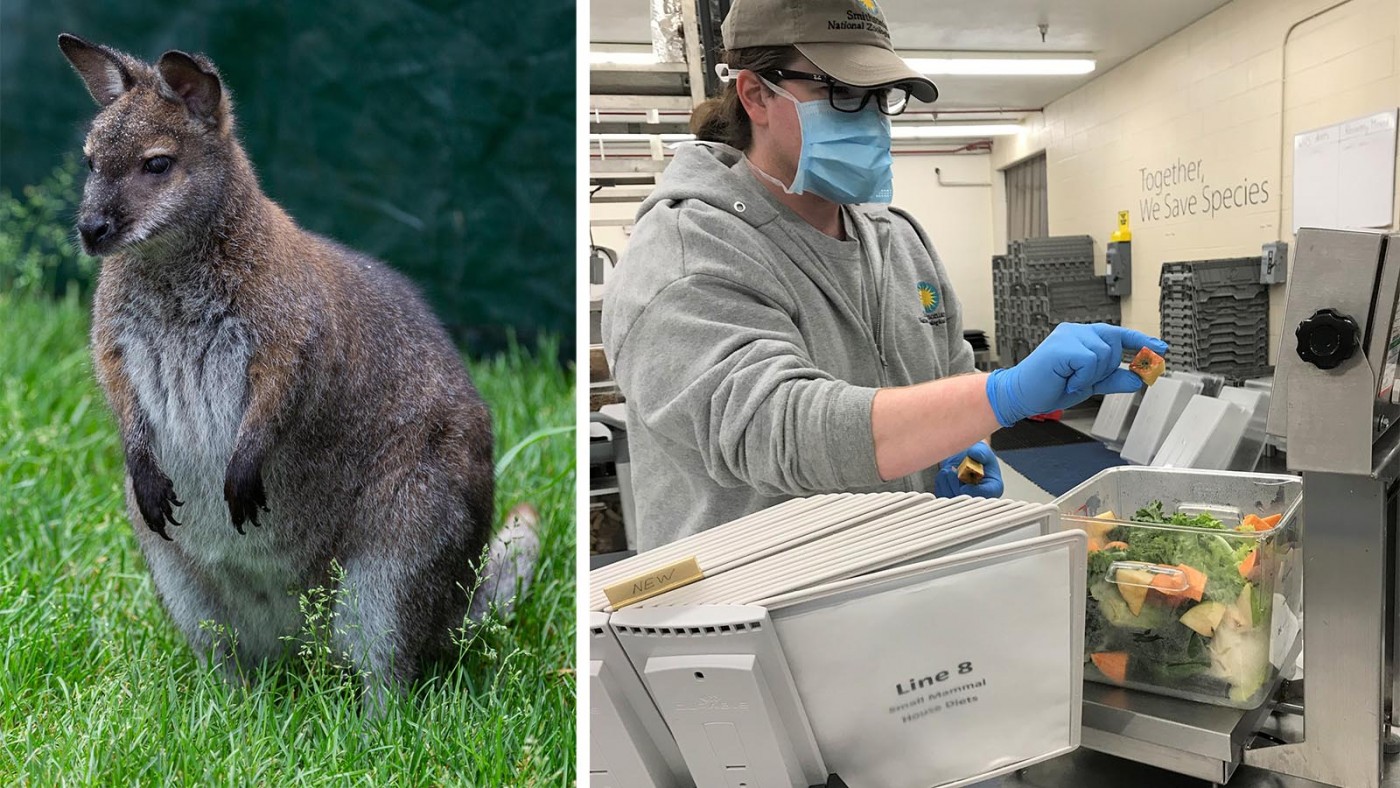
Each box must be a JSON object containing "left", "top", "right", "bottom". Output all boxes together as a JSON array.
[
  {"left": 1129, "top": 347, "right": 1166, "bottom": 385},
  {"left": 957, "top": 456, "right": 985, "bottom": 484}
]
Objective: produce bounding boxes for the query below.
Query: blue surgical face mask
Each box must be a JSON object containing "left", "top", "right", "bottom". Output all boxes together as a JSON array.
[{"left": 752, "top": 75, "right": 894, "bottom": 205}]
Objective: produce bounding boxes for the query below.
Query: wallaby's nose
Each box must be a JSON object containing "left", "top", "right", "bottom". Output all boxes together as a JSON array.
[{"left": 78, "top": 215, "right": 114, "bottom": 247}]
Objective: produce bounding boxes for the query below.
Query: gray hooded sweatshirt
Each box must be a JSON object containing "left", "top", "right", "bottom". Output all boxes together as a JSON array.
[{"left": 603, "top": 142, "right": 976, "bottom": 550}]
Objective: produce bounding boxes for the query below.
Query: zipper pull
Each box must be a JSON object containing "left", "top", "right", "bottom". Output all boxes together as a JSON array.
[{"left": 878, "top": 344, "right": 888, "bottom": 368}]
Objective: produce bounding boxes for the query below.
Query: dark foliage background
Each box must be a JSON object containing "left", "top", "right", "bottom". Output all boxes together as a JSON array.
[{"left": 1, "top": 0, "right": 576, "bottom": 355}]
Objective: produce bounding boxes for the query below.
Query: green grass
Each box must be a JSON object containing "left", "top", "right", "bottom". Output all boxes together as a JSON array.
[{"left": 0, "top": 295, "right": 577, "bottom": 785}]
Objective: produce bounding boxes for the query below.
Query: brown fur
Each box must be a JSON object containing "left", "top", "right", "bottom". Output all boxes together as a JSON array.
[{"left": 60, "top": 34, "right": 496, "bottom": 698}]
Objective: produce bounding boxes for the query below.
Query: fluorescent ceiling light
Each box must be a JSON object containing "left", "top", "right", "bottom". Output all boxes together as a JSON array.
[
  {"left": 590, "top": 51, "right": 659, "bottom": 67},
  {"left": 904, "top": 57, "right": 1095, "bottom": 76},
  {"left": 892, "top": 124, "right": 1022, "bottom": 139},
  {"left": 591, "top": 133, "right": 696, "bottom": 143}
]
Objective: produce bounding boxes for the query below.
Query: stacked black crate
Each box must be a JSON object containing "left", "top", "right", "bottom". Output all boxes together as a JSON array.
[
  {"left": 1158, "top": 258, "right": 1270, "bottom": 378},
  {"left": 992, "top": 235, "right": 1122, "bottom": 365}
]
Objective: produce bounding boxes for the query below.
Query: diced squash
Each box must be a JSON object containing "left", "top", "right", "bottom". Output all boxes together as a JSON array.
[
  {"left": 1262, "top": 514, "right": 1282, "bottom": 528},
  {"left": 1231, "top": 583, "right": 1256, "bottom": 631},
  {"left": 1085, "top": 511, "right": 1118, "bottom": 541},
  {"left": 1238, "top": 514, "right": 1265, "bottom": 532},
  {"left": 1176, "top": 564, "right": 1207, "bottom": 601},
  {"left": 1180, "top": 601, "right": 1229, "bottom": 637},
  {"left": 957, "top": 456, "right": 985, "bottom": 484},
  {"left": 1091, "top": 652, "right": 1129, "bottom": 684},
  {"left": 1238, "top": 549, "right": 1258, "bottom": 578},
  {"left": 1149, "top": 563, "right": 1206, "bottom": 601},
  {"left": 1129, "top": 347, "right": 1166, "bottom": 385},
  {"left": 1149, "top": 568, "right": 1190, "bottom": 595},
  {"left": 1102, "top": 541, "right": 1130, "bottom": 551},
  {"left": 1114, "top": 568, "right": 1155, "bottom": 615}
]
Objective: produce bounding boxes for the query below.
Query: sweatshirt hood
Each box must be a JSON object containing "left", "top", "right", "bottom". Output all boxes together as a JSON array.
[
  {"left": 636, "top": 142, "right": 782, "bottom": 228},
  {"left": 637, "top": 141, "right": 896, "bottom": 233}
]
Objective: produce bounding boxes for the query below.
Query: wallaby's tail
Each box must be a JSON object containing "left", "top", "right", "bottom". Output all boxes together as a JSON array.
[{"left": 469, "top": 503, "right": 541, "bottom": 622}]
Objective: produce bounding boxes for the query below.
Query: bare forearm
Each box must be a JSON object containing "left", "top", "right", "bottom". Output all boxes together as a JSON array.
[{"left": 871, "top": 373, "right": 1000, "bottom": 481}]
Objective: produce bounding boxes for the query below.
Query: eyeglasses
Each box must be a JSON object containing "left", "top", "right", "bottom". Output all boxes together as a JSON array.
[{"left": 760, "top": 69, "right": 911, "bottom": 116}]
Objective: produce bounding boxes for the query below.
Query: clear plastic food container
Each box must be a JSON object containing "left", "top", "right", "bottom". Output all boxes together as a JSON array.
[{"left": 1055, "top": 467, "right": 1302, "bottom": 709}]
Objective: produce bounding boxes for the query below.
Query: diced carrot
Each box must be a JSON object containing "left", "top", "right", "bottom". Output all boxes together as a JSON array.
[
  {"left": 1102, "top": 541, "right": 1130, "bottom": 551},
  {"left": 1091, "top": 652, "right": 1129, "bottom": 684},
  {"left": 1175, "top": 564, "right": 1207, "bottom": 601},
  {"left": 1262, "top": 514, "right": 1282, "bottom": 528},
  {"left": 1239, "top": 549, "right": 1258, "bottom": 577},
  {"left": 1149, "top": 571, "right": 1186, "bottom": 595},
  {"left": 1238, "top": 514, "right": 1265, "bottom": 532},
  {"left": 1150, "top": 563, "right": 1206, "bottom": 601}
]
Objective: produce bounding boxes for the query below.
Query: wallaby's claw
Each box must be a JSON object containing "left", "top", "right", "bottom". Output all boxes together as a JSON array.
[
  {"left": 132, "top": 456, "right": 182, "bottom": 540},
  {"left": 224, "top": 450, "right": 268, "bottom": 534}
]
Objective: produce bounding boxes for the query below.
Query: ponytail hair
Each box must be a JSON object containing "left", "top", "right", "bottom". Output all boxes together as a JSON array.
[{"left": 690, "top": 46, "right": 797, "bottom": 151}]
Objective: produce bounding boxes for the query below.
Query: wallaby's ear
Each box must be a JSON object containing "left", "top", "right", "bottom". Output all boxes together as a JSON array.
[
  {"left": 58, "top": 33, "right": 134, "bottom": 107},
  {"left": 156, "top": 50, "right": 223, "bottom": 126}
]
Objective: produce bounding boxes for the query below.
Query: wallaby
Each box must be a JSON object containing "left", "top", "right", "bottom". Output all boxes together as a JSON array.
[{"left": 58, "top": 33, "right": 534, "bottom": 703}]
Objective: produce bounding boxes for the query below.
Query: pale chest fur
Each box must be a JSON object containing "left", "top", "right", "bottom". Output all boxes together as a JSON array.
[
  {"left": 120, "top": 312, "right": 249, "bottom": 468},
  {"left": 115, "top": 305, "right": 292, "bottom": 572}
]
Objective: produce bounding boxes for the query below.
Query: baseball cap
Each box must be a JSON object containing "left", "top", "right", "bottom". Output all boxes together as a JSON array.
[{"left": 721, "top": 0, "right": 938, "bottom": 103}]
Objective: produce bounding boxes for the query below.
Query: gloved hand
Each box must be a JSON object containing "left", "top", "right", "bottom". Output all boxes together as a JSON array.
[
  {"left": 934, "top": 441, "right": 1003, "bottom": 499},
  {"left": 986, "top": 323, "right": 1168, "bottom": 428}
]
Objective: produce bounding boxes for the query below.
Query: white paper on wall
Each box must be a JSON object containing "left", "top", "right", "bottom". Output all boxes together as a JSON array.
[{"left": 1293, "top": 109, "right": 1398, "bottom": 233}]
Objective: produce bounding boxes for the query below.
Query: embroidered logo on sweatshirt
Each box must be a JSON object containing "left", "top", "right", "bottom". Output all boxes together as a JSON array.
[
  {"left": 917, "top": 281, "right": 948, "bottom": 327},
  {"left": 917, "top": 281, "right": 940, "bottom": 313}
]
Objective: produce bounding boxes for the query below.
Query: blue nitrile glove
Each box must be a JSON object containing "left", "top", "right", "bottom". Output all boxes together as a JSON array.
[
  {"left": 935, "top": 441, "right": 1003, "bottom": 499},
  {"left": 986, "top": 323, "right": 1168, "bottom": 428}
]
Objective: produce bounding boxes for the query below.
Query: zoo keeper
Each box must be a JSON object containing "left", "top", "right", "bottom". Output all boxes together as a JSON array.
[{"left": 602, "top": 0, "right": 1166, "bottom": 549}]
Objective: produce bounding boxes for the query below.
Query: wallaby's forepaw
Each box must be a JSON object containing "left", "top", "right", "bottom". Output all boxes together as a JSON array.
[
  {"left": 132, "top": 457, "right": 182, "bottom": 541},
  {"left": 223, "top": 452, "right": 269, "bottom": 534}
]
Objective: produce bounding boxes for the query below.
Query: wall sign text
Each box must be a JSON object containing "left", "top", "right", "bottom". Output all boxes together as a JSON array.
[{"left": 1137, "top": 157, "right": 1270, "bottom": 222}]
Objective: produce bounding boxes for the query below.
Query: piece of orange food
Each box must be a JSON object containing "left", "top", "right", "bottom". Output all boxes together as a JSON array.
[
  {"left": 1129, "top": 347, "right": 1166, "bottom": 386},
  {"left": 957, "top": 456, "right": 985, "bottom": 484},
  {"left": 1149, "top": 563, "right": 1206, "bottom": 602},
  {"left": 1238, "top": 513, "right": 1282, "bottom": 532},
  {"left": 1237, "top": 514, "right": 1265, "bottom": 532},
  {"left": 1239, "top": 549, "right": 1259, "bottom": 578},
  {"left": 1091, "top": 652, "right": 1129, "bottom": 683}
]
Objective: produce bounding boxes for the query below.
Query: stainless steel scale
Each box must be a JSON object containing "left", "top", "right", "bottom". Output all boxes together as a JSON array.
[{"left": 1065, "top": 229, "right": 1400, "bottom": 787}]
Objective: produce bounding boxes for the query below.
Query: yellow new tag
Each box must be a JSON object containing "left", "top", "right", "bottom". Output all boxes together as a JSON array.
[{"left": 603, "top": 557, "right": 704, "bottom": 609}]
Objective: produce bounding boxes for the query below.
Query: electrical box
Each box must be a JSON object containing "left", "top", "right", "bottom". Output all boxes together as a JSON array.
[
  {"left": 1261, "top": 241, "right": 1288, "bottom": 285},
  {"left": 1106, "top": 242, "right": 1132, "bottom": 297}
]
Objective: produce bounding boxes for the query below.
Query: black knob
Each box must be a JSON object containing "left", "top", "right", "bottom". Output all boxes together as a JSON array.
[{"left": 1295, "top": 308, "right": 1359, "bottom": 370}]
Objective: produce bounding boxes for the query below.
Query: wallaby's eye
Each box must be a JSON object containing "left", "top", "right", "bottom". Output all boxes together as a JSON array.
[
  {"left": 82, "top": 155, "right": 94, "bottom": 172},
  {"left": 143, "top": 156, "right": 173, "bottom": 175}
]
